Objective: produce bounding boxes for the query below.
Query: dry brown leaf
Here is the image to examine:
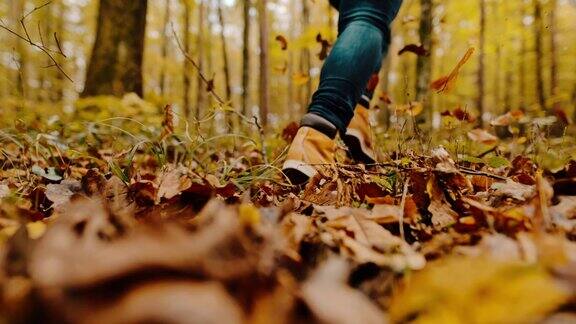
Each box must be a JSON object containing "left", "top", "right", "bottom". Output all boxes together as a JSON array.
[
  {"left": 301, "top": 257, "right": 388, "bottom": 324},
  {"left": 30, "top": 199, "right": 251, "bottom": 289},
  {"left": 45, "top": 180, "right": 82, "bottom": 211},
  {"left": 491, "top": 180, "right": 535, "bottom": 201},
  {"left": 80, "top": 281, "right": 244, "bottom": 324},
  {"left": 322, "top": 212, "right": 425, "bottom": 271},
  {"left": 156, "top": 165, "right": 193, "bottom": 202},
  {"left": 428, "top": 199, "right": 458, "bottom": 230},
  {"left": 467, "top": 128, "right": 498, "bottom": 145}
]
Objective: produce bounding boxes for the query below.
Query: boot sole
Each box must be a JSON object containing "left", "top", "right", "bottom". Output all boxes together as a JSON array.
[
  {"left": 282, "top": 160, "right": 317, "bottom": 186},
  {"left": 282, "top": 168, "right": 311, "bottom": 186},
  {"left": 343, "top": 133, "right": 376, "bottom": 165}
]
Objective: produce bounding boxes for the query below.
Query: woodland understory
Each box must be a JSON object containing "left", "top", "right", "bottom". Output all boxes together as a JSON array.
[{"left": 1, "top": 0, "right": 576, "bottom": 323}]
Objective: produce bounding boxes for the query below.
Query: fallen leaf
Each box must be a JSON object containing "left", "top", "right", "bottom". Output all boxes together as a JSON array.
[
  {"left": 81, "top": 281, "right": 244, "bottom": 324},
  {"left": 491, "top": 180, "right": 535, "bottom": 201},
  {"left": 45, "top": 180, "right": 82, "bottom": 211},
  {"left": 389, "top": 257, "right": 570, "bottom": 324},
  {"left": 156, "top": 165, "right": 193, "bottom": 202},
  {"left": 301, "top": 257, "right": 387, "bottom": 324},
  {"left": 467, "top": 129, "right": 498, "bottom": 145}
]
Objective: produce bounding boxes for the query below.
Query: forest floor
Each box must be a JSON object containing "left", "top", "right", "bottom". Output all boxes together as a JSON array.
[{"left": 1, "top": 100, "right": 576, "bottom": 323}]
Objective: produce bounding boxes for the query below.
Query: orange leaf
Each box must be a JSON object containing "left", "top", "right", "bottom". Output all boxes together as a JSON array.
[{"left": 430, "top": 47, "right": 475, "bottom": 93}]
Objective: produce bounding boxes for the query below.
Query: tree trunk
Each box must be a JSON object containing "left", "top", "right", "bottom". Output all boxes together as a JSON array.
[
  {"left": 416, "top": 0, "right": 433, "bottom": 126},
  {"left": 549, "top": 0, "right": 559, "bottom": 110},
  {"left": 10, "top": 0, "right": 26, "bottom": 99},
  {"left": 493, "top": 2, "right": 502, "bottom": 115},
  {"left": 258, "top": 0, "right": 270, "bottom": 128},
  {"left": 182, "top": 0, "right": 192, "bottom": 118},
  {"left": 300, "top": 0, "right": 312, "bottom": 111},
  {"left": 519, "top": 1, "right": 527, "bottom": 109},
  {"left": 217, "top": 0, "right": 232, "bottom": 101},
  {"left": 477, "top": 0, "right": 486, "bottom": 127},
  {"left": 379, "top": 55, "right": 392, "bottom": 130},
  {"left": 195, "top": 0, "right": 205, "bottom": 120},
  {"left": 159, "top": 0, "right": 171, "bottom": 97},
  {"left": 55, "top": 0, "right": 67, "bottom": 103},
  {"left": 82, "top": 0, "right": 148, "bottom": 98},
  {"left": 217, "top": 0, "right": 233, "bottom": 131},
  {"left": 533, "top": 0, "right": 546, "bottom": 110},
  {"left": 241, "top": 0, "right": 251, "bottom": 116}
]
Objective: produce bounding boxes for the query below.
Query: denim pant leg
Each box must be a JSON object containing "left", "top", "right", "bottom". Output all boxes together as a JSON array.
[{"left": 308, "top": 0, "right": 402, "bottom": 133}]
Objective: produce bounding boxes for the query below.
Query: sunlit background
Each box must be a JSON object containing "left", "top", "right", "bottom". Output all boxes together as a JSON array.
[{"left": 0, "top": 0, "right": 575, "bottom": 131}]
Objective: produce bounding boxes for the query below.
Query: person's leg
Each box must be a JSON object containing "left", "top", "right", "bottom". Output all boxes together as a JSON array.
[
  {"left": 283, "top": 0, "right": 402, "bottom": 184},
  {"left": 304, "top": 0, "right": 402, "bottom": 134}
]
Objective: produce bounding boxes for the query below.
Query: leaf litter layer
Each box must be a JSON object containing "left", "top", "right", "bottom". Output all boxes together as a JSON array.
[{"left": 1, "top": 111, "right": 576, "bottom": 324}]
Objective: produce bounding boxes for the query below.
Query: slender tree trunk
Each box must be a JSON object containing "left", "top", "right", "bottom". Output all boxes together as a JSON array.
[
  {"left": 258, "top": 0, "right": 270, "bottom": 128},
  {"left": 217, "top": 0, "right": 232, "bottom": 101},
  {"left": 160, "top": 0, "right": 171, "bottom": 97},
  {"left": 379, "top": 55, "right": 392, "bottom": 130},
  {"left": 505, "top": 57, "right": 514, "bottom": 111},
  {"left": 55, "top": 0, "right": 66, "bottom": 103},
  {"left": 11, "top": 0, "right": 26, "bottom": 99},
  {"left": 182, "top": 0, "right": 192, "bottom": 119},
  {"left": 287, "top": 0, "right": 297, "bottom": 118},
  {"left": 82, "top": 0, "right": 148, "bottom": 98},
  {"left": 533, "top": 0, "right": 546, "bottom": 110},
  {"left": 205, "top": 2, "right": 214, "bottom": 111},
  {"left": 195, "top": 0, "right": 205, "bottom": 120},
  {"left": 477, "top": 0, "right": 486, "bottom": 127},
  {"left": 416, "top": 0, "right": 433, "bottom": 126},
  {"left": 241, "top": 0, "right": 251, "bottom": 117},
  {"left": 300, "top": 0, "right": 312, "bottom": 111},
  {"left": 519, "top": 1, "right": 527, "bottom": 109},
  {"left": 549, "top": 0, "right": 559, "bottom": 110},
  {"left": 217, "top": 0, "right": 233, "bottom": 131},
  {"left": 37, "top": 4, "right": 53, "bottom": 102},
  {"left": 493, "top": 2, "right": 502, "bottom": 115}
]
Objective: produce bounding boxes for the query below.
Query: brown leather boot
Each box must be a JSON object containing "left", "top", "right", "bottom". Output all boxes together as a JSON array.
[
  {"left": 282, "top": 126, "right": 336, "bottom": 185},
  {"left": 343, "top": 106, "right": 377, "bottom": 164}
]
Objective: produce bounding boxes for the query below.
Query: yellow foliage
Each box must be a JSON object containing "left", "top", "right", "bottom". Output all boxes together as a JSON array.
[
  {"left": 239, "top": 203, "right": 261, "bottom": 228},
  {"left": 389, "top": 257, "right": 569, "bottom": 324}
]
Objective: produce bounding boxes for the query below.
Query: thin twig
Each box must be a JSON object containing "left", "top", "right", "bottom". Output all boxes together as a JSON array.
[
  {"left": 171, "top": 23, "right": 225, "bottom": 105},
  {"left": 399, "top": 179, "right": 409, "bottom": 241},
  {"left": 53, "top": 32, "right": 66, "bottom": 58},
  {"left": 457, "top": 166, "right": 508, "bottom": 180},
  {"left": 0, "top": 1, "right": 71, "bottom": 82},
  {"left": 254, "top": 116, "right": 270, "bottom": 165}
]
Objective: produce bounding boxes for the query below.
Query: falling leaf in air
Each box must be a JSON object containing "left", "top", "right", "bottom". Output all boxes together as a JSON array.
[
  {"left": 430, "top": 47, "right": 475, "bottom": 93},
  {"left": 398, "top": 43, "right": 430, "bottom": 56},
  {"left": 275, "top": 35, "right": 288, "bottom": 50},
  {"left": 316, "top": 33, "right": 332, "bottom": 60}
]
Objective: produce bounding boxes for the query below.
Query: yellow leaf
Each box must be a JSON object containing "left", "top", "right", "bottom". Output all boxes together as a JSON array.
[
  {"left": 292, "top": 72, "right": 310, "bottom": 86},
  {"left": 27, "top": 222, "right": 46, "bottom": 240},
  {"left": 395, "top": 102, "right": 423, "bottom": 117},
  {"left": 239, "top": 203, "right": 261, "bottom": 227},
  {"left": 389, "top": 257, "right": 569, "bottom": 324}
]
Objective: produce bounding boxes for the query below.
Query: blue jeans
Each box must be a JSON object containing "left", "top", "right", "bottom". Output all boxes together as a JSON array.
[{"left": 308, "top": 0, "right": 403, "bottom": 133}]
